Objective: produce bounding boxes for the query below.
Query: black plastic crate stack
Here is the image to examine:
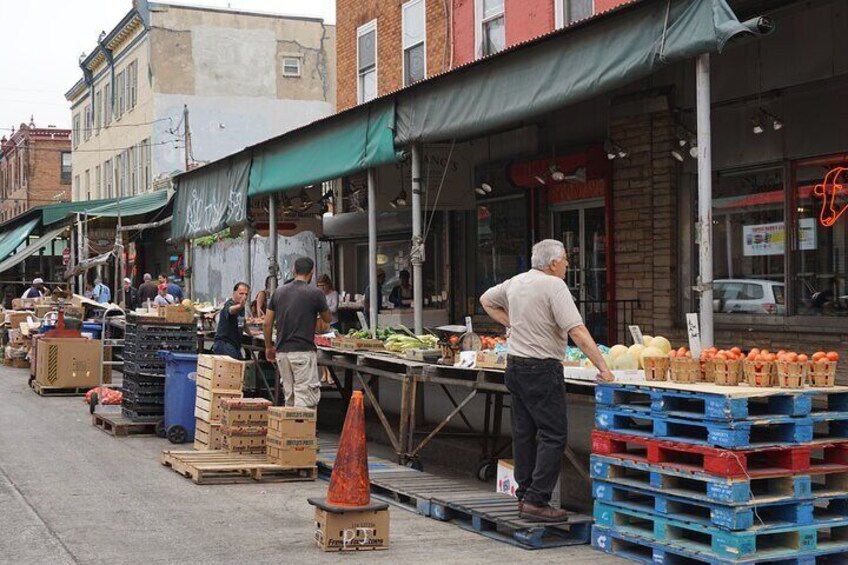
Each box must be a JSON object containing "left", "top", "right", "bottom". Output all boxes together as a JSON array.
[{"left": 121, "top": 315, "right": 196, "bottom": 422}]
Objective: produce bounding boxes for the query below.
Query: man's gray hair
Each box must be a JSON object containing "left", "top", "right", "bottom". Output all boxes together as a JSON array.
[
  {"left": 531, "top": 239, "right": 566, "bottom": 270},
  {"left": 143, "top": 273, "right": 152, "bottom": 281}
]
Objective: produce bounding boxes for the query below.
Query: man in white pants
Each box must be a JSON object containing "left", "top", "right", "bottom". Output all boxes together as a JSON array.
[{"left": 263, "top": 257, "right": 331, "bottom": 408}]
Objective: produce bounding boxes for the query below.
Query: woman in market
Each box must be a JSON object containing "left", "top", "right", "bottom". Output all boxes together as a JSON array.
[
  {"left": 250, "top": 276, "right": 273, "bottom": 320},
  {"left": 316, "top": 274, "right": 339, "bottom": 329}
]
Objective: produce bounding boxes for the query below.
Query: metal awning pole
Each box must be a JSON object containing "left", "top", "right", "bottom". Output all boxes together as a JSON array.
[
  {"left": 184, "top": 241, "right": 192, "bottom": 301},
  {"left": 367, "top": 169, "right": 378, "bottom": 338},
  {"left": 245, "top": 225, "right": 253, "bottom": 290},
  {"left": 268, "top": 196, "right": 278, "bottom": 292},
  {"left": 411, "top": 144, "right": 424, "bottom": 335},
  {"left": 76, "top": 213, "right": 84, "bottom": 292},
  {"left": 696, "top": 54, "right": 714, "bottom": 348}
]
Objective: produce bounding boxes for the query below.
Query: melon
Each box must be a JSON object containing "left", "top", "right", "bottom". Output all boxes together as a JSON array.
[
  {"left": 609, "top": 344, "right": 629, "bottom": 361},
  {"left": 642, "top": 335, "right": 654, "bottom": 347},
  {"left": 640, "top": 346, "right": 666, "bottom": 369},
  {"left": 582, "top": 358, "right": 595, "bottom": 369},
  {"left": 651, "top": 336, "right": 672, "bottom": 355},
  {"left": 181, "top": 299, "right": 193, "bottom": 308},
  {"left": 628, "top": 343, "right": 645, "bottom": 360},
  {"left": 612, "top": 352, "right": 639, "bottom": 371}
]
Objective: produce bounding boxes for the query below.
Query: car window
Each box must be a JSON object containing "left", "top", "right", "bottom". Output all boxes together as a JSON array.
[
  {"left": 742, "top": 283, "right": 765, "bottom": 300},
  {"left": 773, "top": 284, "right": 785, "bottom": 305},
  {"left": 717, "top": 282, "right": 743, "bottom": 300}
]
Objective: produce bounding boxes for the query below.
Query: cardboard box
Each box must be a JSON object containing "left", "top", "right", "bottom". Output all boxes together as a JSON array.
[
  {"left": 222, "top": 429, "right": 267, "bottom": 453},
  {"left": 313, "top": 507, "right": 390, "bottom": 552},
  {"left": 157, "top": 304, "right": 195, "bottom": 323},
  {"left": 266, "top": 437, "right": 317, "bottom": 467},
  {"left": 11, "top": 358, "right": 29, "bottom": 369},
  {"left": 35, "top": 337, "right": 109, "bottom": 388},
  {"left": 196, "top": 354, "right": 247, "bottom": 390},
  {"left": 268, "top": 407, "right": 317, "bottom": 439},
  {"left": 476, "top": 350, "right": 507, "bottom": 370},
  {"left": 195, "top": 389, "right": 243, "bottom": 422},
  {"left": 5, "top": 311, "right": 34, "bottom": 329},
  {"left": 220, "top": 398, "right": 272, "bottom": 427},
  {"left": 496, "top": 459, "right": 560, "bottom": 508},
  {"left": 194, "top": 418, "right": 224, "bottom": 450}
]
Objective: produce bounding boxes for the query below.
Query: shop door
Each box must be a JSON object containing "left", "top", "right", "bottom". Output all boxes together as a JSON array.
[{"left": 552, "top": 201, "right": 609, "bottom": 343}]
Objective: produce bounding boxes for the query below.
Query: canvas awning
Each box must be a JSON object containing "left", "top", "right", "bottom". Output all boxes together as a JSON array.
[
  {"left": 171, "top": 154, "right": 250, "bottom": 242},
  {"left": 40, "top": 197, "right": 116, "bottom": 226},
  {"left": 394, "top": 0, "right": 751, "bottom": 144},
  {"left": 248, "top": 99, "right": 398, "bottom": 197},
  {"left": 0, "top": 218, "right": 40, "bottom": 264},
  {"left": 86, "top": 189, "right": 171, "bottom": 219},
  {"left": 0, "top": 225, "right": 66, "bottom": 275}
]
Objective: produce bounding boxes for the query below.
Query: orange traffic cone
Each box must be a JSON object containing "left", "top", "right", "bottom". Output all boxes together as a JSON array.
[{"left": 308, "top": 391, "right": 390, "bottom": 551}]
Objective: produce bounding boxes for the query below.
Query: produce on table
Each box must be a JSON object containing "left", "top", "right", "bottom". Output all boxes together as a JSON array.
[
  {"left": 650, "top": 336, "right": 672, "bottom": 355},
  {"left": 609, "top": 344, "right": 629, "bottom": 361},
  {"left": 668, "top": 346, "right": 693, "bottom": 358},
  {"left": 480, "top": 335, "right": 507, "bottom": 350},
  {"left": 612, "top": 352, "right": 639, "bottom": 371},
  {"left": 384, "top": 333, "right": 440, "bottom": 353},
  {"left": 181, "top": 299, "right": 193, "bottom": 308},
  {"left": 639, "top": 346, "right": 665, "bottom": 366},
  {"left": 627, "top": 344, "right": 645, "bottom": 368},
  {"left": 641, "top": 335, "right": 653, "bottom": 347}
]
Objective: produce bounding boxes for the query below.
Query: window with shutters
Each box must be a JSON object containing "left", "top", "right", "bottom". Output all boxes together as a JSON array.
[
  {"left": 357, "top": 20, "right": 377, "bottom": 104},
  {"left": 402, "top": 0, "right": 426, "bottom": 86}
]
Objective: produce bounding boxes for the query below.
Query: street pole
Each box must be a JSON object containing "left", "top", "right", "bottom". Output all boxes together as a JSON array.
[
  {"left": 244, "top": 225, "right": 253, "bottom": 290},
  {"left": 184, "top": 241, "right": 192, "bottom": 301},
  {"left": 268, "top": 195, "right": 278, "bottom": 292},
  {"left": 367, "top": 169, "right": 378, "bottom": 338},
  {"left": 696, "top": 54, "right": 714, "bottom": 348},
  {"left": 410, "top": 144, "right": 424, "bottom": 335}
]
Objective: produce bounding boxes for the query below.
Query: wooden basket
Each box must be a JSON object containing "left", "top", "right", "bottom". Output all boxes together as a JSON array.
[
  {"left": 743, "top": 360, "right": 774, "bottom": 387},
  {"left": 643, "top": 356, "right": 670, "bottom": 382},
  {"left": 707, "top": 359, "right": 742, "bottom": 386},
  {"left": 669, "top": 357, "right": 700, "bottom": 384},
  {"left": 809, "top": 360, "right": 838, "bottom": 388},
  {"left": 775, "top": 361, "right": 808, "bottom": 389},
  {"left": 699, "top": 360, "right": 713, "bottom": 383}
]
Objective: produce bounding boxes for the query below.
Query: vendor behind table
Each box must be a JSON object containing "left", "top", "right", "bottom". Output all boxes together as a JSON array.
[{"left": 213, "top": 281, "right": 250, "bottom": 360}]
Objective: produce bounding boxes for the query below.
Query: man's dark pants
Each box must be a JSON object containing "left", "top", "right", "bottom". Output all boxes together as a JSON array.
[
  {"left": 213, "top": 340, "right": 243, "bottom": 360},
  {"left": 505, "top": 355, "right": 568, "bottom": 506}
]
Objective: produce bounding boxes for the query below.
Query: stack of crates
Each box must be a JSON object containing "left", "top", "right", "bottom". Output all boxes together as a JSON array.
[
  {"left": 122, "top": 315, "right": 196, "bottom": 422},
  {"left": 590, "top": 381, "right": 848, "bottom": 564},
  {"left": 220, "top": 398, "right": 272, "bottom": 454},
  {"left": 193, "top": 354, "right": 245, "bottom": 450},
  {"left": 266, "top": 407, "right": 317, "bottom": 468}
]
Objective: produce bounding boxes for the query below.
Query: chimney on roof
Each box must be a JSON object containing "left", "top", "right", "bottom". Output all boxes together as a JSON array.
[{"left": 29, "top": 115, "right": 35, "bottom": 128}]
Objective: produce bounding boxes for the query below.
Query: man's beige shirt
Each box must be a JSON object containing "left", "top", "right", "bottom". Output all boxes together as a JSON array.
[{"left": 481, "top": 269, "right": 584, "bottom": 360}]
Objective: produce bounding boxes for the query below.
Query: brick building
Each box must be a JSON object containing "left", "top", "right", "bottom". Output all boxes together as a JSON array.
[
  {"left": 0, "top": 119, "right": 72, "bottom": 223},
  {"left": 336, "top": 0, "right": 631, "bottom": 110}
]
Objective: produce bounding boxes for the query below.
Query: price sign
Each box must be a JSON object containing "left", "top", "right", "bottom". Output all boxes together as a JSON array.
[
  {"left": 686, "top": 313, "right": 702, "bottom": 359},
  {"left": 356, "top": 311, "right": 370, "bottom": 333},
  {"left": 628, "top": 325, "right": 644, "bottom": 346},
  {"left": 62, "top": 247, "right": 71, "bottom": 265}
]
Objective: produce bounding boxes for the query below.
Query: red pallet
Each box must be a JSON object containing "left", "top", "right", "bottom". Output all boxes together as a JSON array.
[{"left": 591, "top": 430, "right": 848, "bottom": 478}]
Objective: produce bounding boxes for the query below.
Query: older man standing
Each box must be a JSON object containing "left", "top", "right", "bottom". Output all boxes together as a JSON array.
[{"left": 481, "top": 239, "right": 613, "bottom": 522}]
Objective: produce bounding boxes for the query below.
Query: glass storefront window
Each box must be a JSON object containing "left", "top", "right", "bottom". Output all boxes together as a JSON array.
[
  {"left": 712, "top": 168, "right": 785, "bottom": 315},
  {"left": 475, "top": 195, "right": 528, "bottom": 312},
  {"left": 793, "top": 159, "right": 848, "bottom": 317}
]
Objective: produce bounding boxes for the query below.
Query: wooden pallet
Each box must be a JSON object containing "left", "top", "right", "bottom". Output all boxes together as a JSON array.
[
  {"left": 161, "top": 450, "right": 317, "bottom": 485},
  {"left": 91, "top": 413, "right": 157, "bottom": 437},
  {"left": 30, "top": 380, "right": 90, "bottom": 397}
]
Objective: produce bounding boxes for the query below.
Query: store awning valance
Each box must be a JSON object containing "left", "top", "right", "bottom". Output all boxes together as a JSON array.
[
  {"left": 171, "top": 154, "right": 250, "bottom": 242},
  {"left": 394, "top": 0, "right": 751, "bottom": 144},
  {"left": 248, "top": 99, "right": 398, "bottom": 197},
  {"left": 86, "top": 189, "right": 171, "bottom": 219},
  {"left": 41, "top": 197, "right": 117, "bottom": 226},
  {"left": 0, "top": 225, "right": 66, "bottom": 275},
  {"left": 0, "top": 218, "right": 40, "bottom": 264}
]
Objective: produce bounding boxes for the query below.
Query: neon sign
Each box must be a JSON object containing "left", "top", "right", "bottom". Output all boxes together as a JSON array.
[{"left": 813, "top": 166, "right": 847, "bottom": 227}]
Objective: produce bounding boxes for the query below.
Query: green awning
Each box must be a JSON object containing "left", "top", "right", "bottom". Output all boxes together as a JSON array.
[
  {"left": 0, "top": 218, "right": 39, "bottom": 264},
  {"left": 0, "top": 225, "right": 66, "bottom": 275},
  {"left": 86, "top": 189, "right": 171, "bottom": 218},
  {"left": 395, "top": 0, "right": 751, "bottom": 144},
  {"left": 41, "top": 197, "right": 117, "bottom": 226},
  {"left": 248, "top": 99, "right": 398, "bottom": 196},
  {"left": 171, "top": 154, "right": 250, "bottom": 242}
]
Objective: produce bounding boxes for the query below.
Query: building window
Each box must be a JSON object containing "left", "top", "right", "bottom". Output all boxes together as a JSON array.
[
  {"left": 83, "top": 104, "right": 92, "bottom": 142},
  {"left": 73, "top": 113, "right": 80, "bottom": 148},
  {"left": 402, "top": 0, "right": 426, "bottom": 86},
  {"left": 73, "top": 175, "right": 80, "bottom": 201},
  {"left": 104, "top": 82, "right": 112, "bottom": 125},
  {"left": 84, "top": 169, "right": 91, "bottom": 201},
  {"left": 61, "top": 152, "right": 72, "bottom": 184},
  {"left": 479, "top": 0, "right": 505, "bottom": 57},
  {"left": 357, "top": 20, "right": 377, "bottom": 104},
  {"left": 282, "top": 57, "right": 302, "bottom": 77},
  {"left": 556, "top": 0, "right": 593, "bottom": 28},
  {"left": 94, "top": 90, "right": 102, "bottom": 134},
  {"left": 95, "top": 165, "right": 101, "bottom": 199},
  {"left": 116, "top": 70, "right": 125, "bottom": 119},
  {"left": 127, "top": 60, "right": 138, "bottom": 111},
  {"left": 104, "top": 159, "right": 113, "bottom": 198},
  {"left": 141, "top": 139, "right": 151, "bottom": 192}
]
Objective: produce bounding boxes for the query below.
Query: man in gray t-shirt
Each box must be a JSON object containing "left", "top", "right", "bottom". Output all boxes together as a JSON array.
[
  {"left": 264, "top": 257, "right": 331, "bottom": 408},
  {"left": 481, "top": 239, "right": 613, "bottom": 523}
]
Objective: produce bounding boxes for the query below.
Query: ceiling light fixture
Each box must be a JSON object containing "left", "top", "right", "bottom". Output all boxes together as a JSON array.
[
  {"left": 751, "top": 115, "right": 764, "bottom": 135},
  {"left": 604, "top": 139, "right": 628, "bottom": 160},
  {"left": 760, "top": 109, "right": 783, "bottom": 131},
  {"left": 549, "top": 164, "right": 566, "bottom": 183},
  {"left": 564, "top": 167, "right": 587, "bottom": 183},
  {"left": 671, "top": 147, "right": 686, "bottom": 162},
  {"left": 389, "top": 188, "right": 408, "bottom": 208}
]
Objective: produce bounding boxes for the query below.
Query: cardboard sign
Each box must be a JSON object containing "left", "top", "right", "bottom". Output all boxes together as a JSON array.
[
  {"left": 628, "top": 325, "right": 644, "bottom": 346},
  {"left": 686, "top": 313, "right": 702, "bottom": 359},
  {"left": 356, "top": 311, "right": 369, "bottom": 333}
]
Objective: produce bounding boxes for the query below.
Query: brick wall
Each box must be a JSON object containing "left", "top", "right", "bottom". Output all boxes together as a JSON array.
[
  {"left": 0, "top": 129, "right": 71, "bottom": 222},
  {"left": 505, "top": 0, "right": 554, "bottom": 46},
  {"left": 336, "top": 0, "right": 448, "bottom": 111}
]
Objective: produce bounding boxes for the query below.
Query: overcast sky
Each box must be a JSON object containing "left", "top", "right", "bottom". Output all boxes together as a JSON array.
[{"left": 0, "top": 0, "right": 335, "bottom": 135}]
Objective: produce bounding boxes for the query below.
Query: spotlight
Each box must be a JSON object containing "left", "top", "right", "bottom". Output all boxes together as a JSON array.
[
  {"left": 534, "top": 175, "right": 547, "bottom": 185},
  {"left": 689, "top": 144, "right": 699, "bottom": 159},
  {"left": 751, "top": 116, "right": 764, "bottom": 135},
  {"left": 762, "top": 109, "right": 783, "bottom": 131},
  {"left": 389, "top": 188, "right": 408, "bottom": 208},
  {"left": 564, "top": 167, "right": 586, "bottom": 183},
  {"left": 617, "top": 146, "right": 628, "bottom": 159},
  {"left": 478, "top": 182, "right": 493, "bottom": 194},
  {"left": 604, "top": 140, "right": 618, "bottom": 160},
  {"left": 550, "top": 165, "right": 566, "bottom": 183},
  {"left": 671, "top": 148, "right": 686, "bottom": 162}
]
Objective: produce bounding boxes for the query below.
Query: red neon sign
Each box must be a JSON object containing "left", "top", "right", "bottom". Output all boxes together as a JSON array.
[{"left": 812, "top": 166, "right": 847, "bottom": 227}]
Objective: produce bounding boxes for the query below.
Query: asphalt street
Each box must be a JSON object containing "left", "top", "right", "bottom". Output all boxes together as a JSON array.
[{"left": 0, "top": 366, "right": 625, "bottom": 564}]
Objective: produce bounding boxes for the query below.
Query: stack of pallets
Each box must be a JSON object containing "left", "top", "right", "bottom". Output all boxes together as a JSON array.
[
  {"left": 121, "top": 315, "right": 197, "bottom": 422},
  {"left": 590, "top": 380, "right": 848, "bottom": 564}
]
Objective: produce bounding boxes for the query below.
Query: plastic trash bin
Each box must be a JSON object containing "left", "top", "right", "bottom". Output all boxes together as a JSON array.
[{"left": 160, "top": 351, "right": 199, "bottom": 444}]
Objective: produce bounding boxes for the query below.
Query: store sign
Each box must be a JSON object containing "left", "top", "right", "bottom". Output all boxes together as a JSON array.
[
  {"left": 813, "top": 166, "right": 847, "bottom": 227},
  {"left": 546, "top": 179, "right": 606, "bottom": 204},
  {"left": 742, "top": 219, "right": 817, "bottom": 257}
]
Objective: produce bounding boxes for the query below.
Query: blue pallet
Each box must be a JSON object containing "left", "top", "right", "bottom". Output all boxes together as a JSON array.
[
  {"left": 595, "top": 407, "right": 814, "bottom": 448},
  {"left": 593, "top": 479, "right": 848, "bottom": 531},
  {"left": 590, "top": 455, "right": 815, "bottom": 505},
  {"left": 593, "top": 501, "right": 848, "bottom": 560},
  {"left": 594, "top": 383, "right": 838, "bottom": 421},
  {"left": 592, "top": 525, "right": 848, "bottom": 565}
]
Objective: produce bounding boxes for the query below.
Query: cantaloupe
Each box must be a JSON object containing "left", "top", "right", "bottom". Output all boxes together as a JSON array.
[
  {"left": 612, "top": 352, "right": 639, "bottom": 371},
  {"left": 609, "top": 344, "right": 629, "bottom": 361},
  {"left": 640, "top": 346, "right": 666, "bottom": 370},
  {"left": 181, "top": 299, "right": 193, "bottom": 308},
  {"left": 642, "top": 335, "right": 654, "bottom": 347},
  {"left": 651, "top": 336, "right": 672, "bottom": 355}
]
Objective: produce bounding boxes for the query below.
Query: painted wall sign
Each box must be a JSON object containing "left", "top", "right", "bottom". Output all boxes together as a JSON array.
[{"left": 813, "top": 166, "right": 847, "bottom": 227}]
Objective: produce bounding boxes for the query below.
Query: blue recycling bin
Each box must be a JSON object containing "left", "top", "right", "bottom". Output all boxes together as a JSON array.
[{"left": 160, "top": 351, "right": 199, "bottom": 444}]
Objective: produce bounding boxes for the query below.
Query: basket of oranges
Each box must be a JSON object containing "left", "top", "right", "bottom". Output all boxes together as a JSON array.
[
  {"left": 643, "top": 355, "right": 670, "bottom": 382},
  {"left": 701, "top": 347, "right": 744, "bottom": 386},
  {"left": 809, "top": 351, "right": 840, "bottom": 387},
  {"left": 743, "top": 348, "right": 775, "bottom": 387},
  {"left": 668, "top": 348, "right": 700, "bottom": 384},
  {"left": 773, "top": 351, "right": 809, "bottom": 389}
]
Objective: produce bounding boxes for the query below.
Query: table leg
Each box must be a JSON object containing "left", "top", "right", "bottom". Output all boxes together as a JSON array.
[{"left": 356, "top": 373, "right": 401, "bottom": 456}]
